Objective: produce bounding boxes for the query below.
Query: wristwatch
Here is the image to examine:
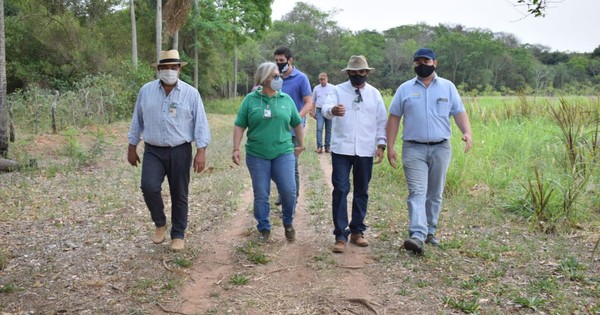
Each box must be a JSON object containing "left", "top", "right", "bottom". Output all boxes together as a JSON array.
[{"left": 377, "top": 144, "right": 386, "bottom": 151}]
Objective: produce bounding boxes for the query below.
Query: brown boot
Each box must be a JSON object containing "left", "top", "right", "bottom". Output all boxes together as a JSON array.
[
  {"left": 350, "top": 233, "right": 369, "bottom": 247},
  {"left": 332, "top": 240, "right": 346, "bottom": 253},
  {"left": 170, "top": 238, "right": 185, "bottom": 251},
  {"left": 152, "top": 226, "right": 167, "bottom": 244}
]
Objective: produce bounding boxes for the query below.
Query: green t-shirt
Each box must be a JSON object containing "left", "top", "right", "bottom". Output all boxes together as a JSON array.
[{"left": 234, "top": 89, "right": 302, "bottom": 160}]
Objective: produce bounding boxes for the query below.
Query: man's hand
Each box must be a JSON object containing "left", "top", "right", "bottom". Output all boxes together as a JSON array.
[
  {"left": 462, "top": 133, "right": 473, "bottom": 153},
  {"left": 332, "top": 104, "right": 346, "bottom": 117},
  {"left": 127, "top": 145, "right": 140, "bottom": 167},
  {"left": 193, "top": 150, "right": 206, "bottom": 173},
  {"left": 387, "top": 148, "right": 398, "bottom": 169},
  {"left": 374, "top": 147, "right": 384, "bottom": 164}
]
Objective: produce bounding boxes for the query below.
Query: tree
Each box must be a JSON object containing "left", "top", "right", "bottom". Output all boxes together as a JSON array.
[
  {"left": 130, "top": 0, "right": 138, "bottom": 68},
  {"left": 515, "top": 0, "right": 558, "bottom": 17},
  {"left": 0, "top": 0, "right": 8, "bottom": 156}
]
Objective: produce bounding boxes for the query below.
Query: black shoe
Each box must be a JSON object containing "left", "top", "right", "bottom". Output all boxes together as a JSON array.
[
  {"left": 284, "top": 224, "right": 296, "bottom": 241},
  {"left": 403, "top": 237, "right": 424, "bottom": 254},
  {"left": 259, "top": 230, "right": 271, "bottom": 242},
  {"left": 274, "top": 195, "right": 282, "bottom": 206},
  {"left": 425, "top": 234, "right": 440, "bottom": 246}
]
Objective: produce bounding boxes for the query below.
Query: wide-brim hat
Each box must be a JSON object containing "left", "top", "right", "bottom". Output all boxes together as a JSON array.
[
  {"left": 341, "top": 55, "right": 375, "bottom": 72},
  {"left": 152, "top": 50, "right": 188, "bottom": 67}
]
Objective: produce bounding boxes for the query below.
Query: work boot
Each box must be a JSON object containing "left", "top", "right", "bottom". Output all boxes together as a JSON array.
[
  {"left": 350, "top": 232, "right": 369, "bottom": 247},
  {"left": 425, "top": 234, "right": 440, "bottom": 246},
  {"left": 403, "top": 237, "right": 424, "bottom": 255},
  {"left": 332, "top": 240, "right": 346, "bottom": 253},
  {"left": 284, "top": 224, "right": 296, "bottom": 241},
  {"left": 258, "top": 230, "right": 271, "bottom": 243},
  {"left": 152, "top": 225, "right": 167, "bottom": 244},
  {"left": 170, "top": 238, "right": 185, "bottom": 251}
]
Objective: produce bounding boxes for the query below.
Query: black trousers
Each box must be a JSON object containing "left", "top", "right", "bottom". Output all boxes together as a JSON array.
[{"left": 140, "top": 142, "right": 192, "bottom": 239}]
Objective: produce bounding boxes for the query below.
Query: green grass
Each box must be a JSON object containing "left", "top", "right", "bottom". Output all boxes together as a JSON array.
[{"left": 1, "top": 95, "right": 598, "bottom": 314}]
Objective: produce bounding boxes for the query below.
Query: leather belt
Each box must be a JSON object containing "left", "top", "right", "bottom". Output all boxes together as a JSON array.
[{"left": 406, "top": 139, "right": 447, "bottom": 145}]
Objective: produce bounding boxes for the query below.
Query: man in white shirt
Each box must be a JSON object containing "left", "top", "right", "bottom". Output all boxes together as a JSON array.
[
  {"left": 311, "top": 72, "right": 334, "bottom": 153},
  {"left": 322, "top": 55, "right": 387, "bottom": 253}
]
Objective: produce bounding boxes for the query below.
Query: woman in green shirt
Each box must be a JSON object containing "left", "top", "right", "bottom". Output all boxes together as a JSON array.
[{"left": 232, "top": 62, "right": 305, "bottom": 242}]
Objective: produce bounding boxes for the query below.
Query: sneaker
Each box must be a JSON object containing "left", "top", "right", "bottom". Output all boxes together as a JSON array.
[
  {"left": 403, "top": 237, "right": 424, "bottom": 254},
  {"left": 274, "top": 195, "right": 282, "bottom": 206},
  {"left": 284, "top": 224, "right": 296, "bottom": 241},
  {"left": 350, "top": 232, "right": 369, "bottom": 247},
  {"left": 152, "top": 225, "right": 167, "bottom": 244},
  {"left": 259, "top": 230, "right": 271, "bottom": 242},
  {"left": 332, "top": 240, "right": 346, "bottom": 253},
  {"left": 425, "top": 234, "right": 440, "bottom": 246},
  {"left": 324, "top": 147, "right": 330, "bottom": 153},
  {"left": 170, "top": 238, "right": 185, "bottom": 251},
  {"left": 317, "top": 147, "right": 323, "bottom": 154}
]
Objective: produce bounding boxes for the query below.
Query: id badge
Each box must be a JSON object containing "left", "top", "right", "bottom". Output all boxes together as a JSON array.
[
  {"left": 263, "top": 109, "right": 271, "bottom": 118},
  {"left": 169, "top": 103, "right": 177, "bottom": 117}
]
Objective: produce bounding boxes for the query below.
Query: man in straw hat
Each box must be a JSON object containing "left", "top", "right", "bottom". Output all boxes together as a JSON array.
[
  {"left": 322, "top": 55, "right": 387, "bottom": 253},
  {"left": 386, "top": 47, "right": 472, "bottom": 255},
  {"left": 127, "top": 50, "right": 211, "bottom": 251}
]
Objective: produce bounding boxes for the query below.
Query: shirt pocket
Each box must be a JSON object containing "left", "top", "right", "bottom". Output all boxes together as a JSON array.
[
  {"left": 168, "top": 101, "right": 193, "bottom": 122},
  {"left": 434, "top": 97, "right": 451, "bottom": 117}
]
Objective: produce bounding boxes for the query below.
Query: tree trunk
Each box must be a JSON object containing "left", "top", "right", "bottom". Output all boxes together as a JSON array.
[
  {"left": 130, "top": 0, "right": 138, "bottom": 68},
  {"left": 172, "top": 30, "right": 178, "bottom": 50},
  {"left": 193, "top": 0, "right": 199, "bottom": 90},
  {"left": 234, "top": 45, "right": 238, "bottom": 98},
  {"left": 0, "top": 0, "right": 8, "bottom": 157},
  {"left": 156, "top": 0, "right": 162, "bottom": 64}
]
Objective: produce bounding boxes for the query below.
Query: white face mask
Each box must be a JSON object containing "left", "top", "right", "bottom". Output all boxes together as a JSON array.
[{"left": 159, "top": 69, "right": 178, "bottom": 85}]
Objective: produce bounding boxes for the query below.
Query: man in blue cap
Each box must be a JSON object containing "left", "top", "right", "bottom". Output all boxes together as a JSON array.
[{"left": 385, "top": 48, "right": 473, "bottom": 254}]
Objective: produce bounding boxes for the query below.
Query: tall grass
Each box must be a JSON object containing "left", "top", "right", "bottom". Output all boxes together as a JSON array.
[{"left": 381, "top": 95, "right": 599, "bottom": 233}]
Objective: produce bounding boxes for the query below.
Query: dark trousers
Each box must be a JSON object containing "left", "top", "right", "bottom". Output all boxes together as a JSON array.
[
  {"left": 331, "top": 153, "right": 373, "bottom": 241},
  {"left": 140, "top": 143, "right": 192, "bottom": 239}
]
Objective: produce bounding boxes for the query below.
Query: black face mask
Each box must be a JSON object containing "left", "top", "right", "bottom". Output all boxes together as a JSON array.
[
  {"left": 277, "top": 62, "right": 289, "bottom": 73},
  {"left": 349, "top": 74, "right": 367, "bottom": 86},
  {"left": 414, "top": 64, "right": 435, "bottom": 78}
]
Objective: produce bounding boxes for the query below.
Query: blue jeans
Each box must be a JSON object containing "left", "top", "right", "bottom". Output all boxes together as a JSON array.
[
  {"left": 331, "top": 153, "right": 373, "bottom": 241},
  {"left": 247, "top": 153, "right": 297, "bottom": 232},
  {"left": 402, "top": 141, "right": 452, "bottom": 241},
  {"left": 140, "top": 143, "right": 192, "bottom": 239},
  {"left": 315, "top": 108, "right": 331, "bottom": 149}
]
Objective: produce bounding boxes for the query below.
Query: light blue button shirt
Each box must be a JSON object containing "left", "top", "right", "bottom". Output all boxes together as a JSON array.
[
  {"left": 388, "top": 74, "right": 465, "bottom": 142},
  {"left": 128, "top": 79, "right": 211, "bottom": 148}
]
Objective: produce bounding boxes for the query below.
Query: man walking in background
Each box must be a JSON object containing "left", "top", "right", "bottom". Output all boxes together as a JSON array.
[
  {"left": 311, "top": 72, "right": 334, "bottom": 153},
  {"left": 273, "top": 46, "right": 313, "bottom": 205},
  {"left": 386, "top": 48, "right": 472, "bottom": 255}
]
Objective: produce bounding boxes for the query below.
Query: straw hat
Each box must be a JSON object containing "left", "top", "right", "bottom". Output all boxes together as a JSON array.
[
  {"left": 341, "top": 55, "right": 374, "bottom": 72},
  {"left": 152, "top": 50, "right": 188, "bottom": 67}
]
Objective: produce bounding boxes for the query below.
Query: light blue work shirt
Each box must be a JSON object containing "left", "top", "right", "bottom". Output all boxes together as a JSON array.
[
  {"left": 128, "top": 79, "right": 211, "bottom": 148},
  {"left": 388, "top": 74, "right": 465, "bottom": 142}
]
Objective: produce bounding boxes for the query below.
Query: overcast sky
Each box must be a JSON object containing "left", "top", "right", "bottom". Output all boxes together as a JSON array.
[{"left": 271, "top": 0, "right": 600, "bottom": 53}]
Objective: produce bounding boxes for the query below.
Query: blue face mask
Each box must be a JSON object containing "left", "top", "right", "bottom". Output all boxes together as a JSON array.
[{"left": 270, "top": 76, "right": 283, "bottom": 91}]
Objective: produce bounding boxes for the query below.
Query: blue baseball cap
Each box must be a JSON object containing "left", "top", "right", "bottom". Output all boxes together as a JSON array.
[{"left": 413, "top": 48, "right": 436, "bottom": 61}]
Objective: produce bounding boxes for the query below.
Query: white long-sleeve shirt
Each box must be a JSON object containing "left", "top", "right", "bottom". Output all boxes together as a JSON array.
[{"left": 322, "top": 81, "right": 387, "bottom": 157}]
